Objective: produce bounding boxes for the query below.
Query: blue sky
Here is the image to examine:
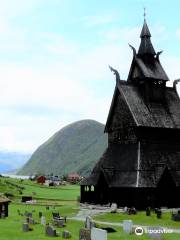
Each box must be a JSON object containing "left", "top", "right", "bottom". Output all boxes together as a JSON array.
[{"left": 0, "top": 0, "right": 180, "bottom": 153}]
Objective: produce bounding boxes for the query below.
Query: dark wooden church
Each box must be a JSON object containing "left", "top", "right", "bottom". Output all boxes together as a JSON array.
[{"left": 80, "top": 19, "right": 180, "bottom": 209}]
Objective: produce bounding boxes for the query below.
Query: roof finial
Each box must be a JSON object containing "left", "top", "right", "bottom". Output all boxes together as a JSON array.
[{"left": 143, "top": 7, "right": 146, "bottom": 21}]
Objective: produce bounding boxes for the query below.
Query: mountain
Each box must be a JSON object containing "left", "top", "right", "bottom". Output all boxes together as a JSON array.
[
  {"left": 0, "top": 152, "right": 31, "bottom": 173},
  {"left": 18, "top": 120, "right": 108, "bottom": 176}
]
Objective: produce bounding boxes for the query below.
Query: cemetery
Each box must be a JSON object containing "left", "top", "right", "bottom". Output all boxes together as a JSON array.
[{"left": 0, "top": 176, "right": 180, "bottom": 239}]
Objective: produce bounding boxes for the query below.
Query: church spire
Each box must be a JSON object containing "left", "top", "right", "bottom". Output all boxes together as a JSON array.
[{"left": 138, "top": 13, "right": 156, "bottom": 56}]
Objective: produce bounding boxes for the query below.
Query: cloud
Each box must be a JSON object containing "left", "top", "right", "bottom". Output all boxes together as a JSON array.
[{"left": 0, "top": 36, "right": 132, "bottom": 152}]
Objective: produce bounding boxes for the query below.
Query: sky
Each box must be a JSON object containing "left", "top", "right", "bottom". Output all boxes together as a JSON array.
[{"left": 0, "top": 0, "right": 180, "bottom": 153}]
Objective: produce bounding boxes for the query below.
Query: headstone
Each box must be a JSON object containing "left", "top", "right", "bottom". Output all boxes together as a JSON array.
[
  {"left": 39, "top": 212, "right": 42, "bottom": 218},
  {"left": 146, "top": 207, "right": 151, "bottom": 216},
  {"left": 62, "top": 230, "right": 71, "bottom": 239},
  {"left": 156, "top": 209, "right": 162, "bottom": 219},
  {"left": 29, "top": 218, "right": 36, "bottom": 224},
  {"left": 22, "top": 223, "right": 29, "bottom": 232},
  {"left": 123, "top": 220, "right": 133, "bottom": 234},
  {"left": 172, "top": 213, "right": 180, "bottom": 221},
  {"left": 147, "top": 227, "right": 163, "bottom": 240},
  {"left": 85, "top": 216, "right": 92, "bottom": 229},
  {"left": 41, "top": 216, "right": 46, "bottom": 225},
  {"left": 79, "top": 228, "right": 91, "bottom": 240},
  {"left": 124, "top": 206, "right": 128, "bottom": 213},
  {"left": 45, "top": 225, "right": 57, "bottom": 237},
  {"left": 55, "top": 219, "right": 65, "bottom": 227},
  {"left": 111, "top": 203, "right": 117, "bottom": 213},
  {"left": 91, "top": 227, "right": 107, "bottom": 240}
]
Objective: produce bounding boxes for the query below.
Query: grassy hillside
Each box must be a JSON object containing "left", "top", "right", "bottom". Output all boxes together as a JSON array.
[
  {"left": 0, "top": 177, "right": 80, "bottom": 202},
  {"left": 18, "top": 119, "right": 107, "bottom": 176}
]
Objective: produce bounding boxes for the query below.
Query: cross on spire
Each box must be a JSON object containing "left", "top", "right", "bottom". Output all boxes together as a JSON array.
[{"left": 143, "top": 7, "right": 146, "bottom": 21}]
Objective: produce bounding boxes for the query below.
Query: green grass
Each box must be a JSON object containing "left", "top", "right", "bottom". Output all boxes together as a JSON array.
[
  {"left": 0, "top": 204, "right": 180, "bottom": 240},
  {"left": 93, "top": 211, "right": 180, "bottom": 229},
  {"left": 0, "top": 204, "right": 179, "bottom": 240},
  {"left": 0, "top": 203, "right": 83, "bottom": 240},
  {"left": 0, "top": 177, "right": 80, "bottom": 202}
]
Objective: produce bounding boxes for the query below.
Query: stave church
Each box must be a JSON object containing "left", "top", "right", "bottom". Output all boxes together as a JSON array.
[{"left": 80, "top": 18, "right": 180, "bottom": 209}]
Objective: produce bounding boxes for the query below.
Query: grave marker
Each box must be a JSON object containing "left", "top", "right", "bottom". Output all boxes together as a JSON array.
[
  {"left": 123, "top": 220, "right": 133, "bottom": 234},
  {"left": 79, "top": 228, "right": 91, "bottom": 240},
  {"left": 91, "top": 227, "right": 107, "bottom": 240}
]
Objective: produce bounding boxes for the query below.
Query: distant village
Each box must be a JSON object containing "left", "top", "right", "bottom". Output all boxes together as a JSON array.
[{"left": 34, "top": 173, "right": 82, "bottom": 186}]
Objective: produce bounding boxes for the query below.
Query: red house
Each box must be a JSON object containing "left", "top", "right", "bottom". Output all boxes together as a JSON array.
[
  {"left": 67, "top": 173, "right": 81, "bottom": 183},
  {"left": 37, "top": 175, "right": 46, "bottom": 184}
]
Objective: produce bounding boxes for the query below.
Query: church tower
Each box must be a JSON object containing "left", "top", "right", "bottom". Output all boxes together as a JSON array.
[{"left": 80, "top": 18, "right": 180, "bottom": 209}]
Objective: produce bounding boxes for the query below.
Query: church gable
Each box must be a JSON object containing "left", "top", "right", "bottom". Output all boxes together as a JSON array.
[{"left": 105, "top": 83, "right": 137, "bottom": 144}]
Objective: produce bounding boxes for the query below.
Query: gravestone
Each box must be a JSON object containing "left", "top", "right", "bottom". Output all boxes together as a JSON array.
[
  {"left": 110, "top": 203, "right": 117, "bottom": 213},
  {"left": 172, "top": 212, "right": 180, "bottom": 221},
  {"left": 62, "top": 230, "right": 71, "bottom": 239},
  {"left": 146, "top": 207, "right": 151, "bottom": 216},
  {"left": 79, "top": 228, "right": 91, "bottom": 240},
  {"left": 22, "top": 223, "right": 29, "bottom": 232},
  {"left": 123, "top": 220, "right": 133, "bottom": 234},
  {"left": 39, "top": 212, "right": 42, "bottom": 218},
  {"left": 85, "top": 216, "right": 94, "bottom": 229},
  {"left": 45, "top": 225, "right": 57, "bottom": 237},
  {"left": 91, "top": 227, "right": 107, "bottom": 240},
  {"left": 56, "top": 219, "right": 65, "bottom": 227},
  {"left": 29, "top": 218, "right": 36, "bottom": 224},
  {"left": 147, "top": 227, "right": 163, "bottom": 240},
  {"left": 156, "top": 209, "right": 162, "bottom": 219},
  {"left": 41, "top": 216, "right": 46, "bottom": 225}
]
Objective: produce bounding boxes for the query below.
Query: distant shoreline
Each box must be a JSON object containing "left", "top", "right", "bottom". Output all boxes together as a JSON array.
[{"left": 1, "top": 173, "right": 30, "bottom": 179}]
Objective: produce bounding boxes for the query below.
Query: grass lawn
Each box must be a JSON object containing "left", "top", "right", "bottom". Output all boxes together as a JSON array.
[
  {"left": 1, "top": 204, "right": 180, "bottom": 240},
  {"left": 0, "top": 203, "right": 83, "bottom": 240},
  {"left": 93, "top": 211, "right": 180, "bottom": 229}
]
